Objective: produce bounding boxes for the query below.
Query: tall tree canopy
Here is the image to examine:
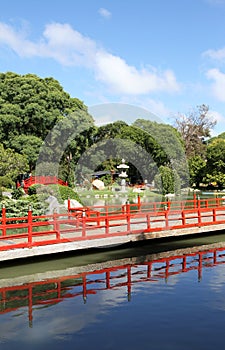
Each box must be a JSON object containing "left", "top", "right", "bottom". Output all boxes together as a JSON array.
[
  {"left": 75, "top": 120, "right": 186, "bottom": 185},
  {"left": 133, "top": 119, "right": 189, "bottom": 187},
  {"left": 0, "top": 72, "right": 85, "bottom": 142},
  {"left": 0, "top": 72, "right": 93, "bottom": 171}
]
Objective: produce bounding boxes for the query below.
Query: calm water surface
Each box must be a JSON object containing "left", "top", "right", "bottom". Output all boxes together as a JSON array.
[{"left": 1, "top": 233, "right": 225, "bottom": 350}]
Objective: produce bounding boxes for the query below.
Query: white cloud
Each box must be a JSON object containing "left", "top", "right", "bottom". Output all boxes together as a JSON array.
[
  {"left": 141, "top": 98, "right": 171, "bottom": 118},
  {"left": 0, "top": 21, "right": 180, "bottom": 96},
  {"left": 206, "top": 68, "right": 225, "bottom": 101},
  {"left": 208, "top": 110, "right": 225, "bottom": 123},
  {"left": 117, "top": 96, "right": 171, "bottom": 119},
  {"left": 42, "top": 23, "right": 97, "bottom": 67},
  {"left": 95, "top": 51, "right": 180, "bottom": 94},
  {"left": 0, "top": 22, "right": 97, "bottom": 66},
  {"left": 0, "top": 22, "right": 37, "bottom": 57},
  {"left": 98, "top": 8, "right": 111, "bottom": 19},
  {"left": 203, "top": 47, "right": 225, "bottom": 61},
  {"left": 206, "top": 110, "right": 225, "bottom": 136}
]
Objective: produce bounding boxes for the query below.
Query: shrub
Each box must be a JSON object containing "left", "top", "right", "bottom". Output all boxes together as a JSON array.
[
  {"left": 11, "top": 187, "right": 25, "bottom": 199},
  {"left": 28, "top": 184, "right": 45, "bottom": 195},
  {"left": 0, "top": 176, "right": 14, "bottom": 189},
  {"left": 58, "top": 185, "right": 81, "bottom": 203},
  {"left": 0, "top": 198, "right": 48, "bottom": 218},
  {"left": 27, "top": 184, "right": 81, "bottom": 204}
]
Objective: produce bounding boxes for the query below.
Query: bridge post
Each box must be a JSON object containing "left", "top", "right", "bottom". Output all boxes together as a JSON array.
[
  {"left": 28, "top": 205, "right": 33, "bottom": 247},
  {"left": 212, "top": 208, "right": 216, "bottom": 223},
  {"left": 165, "top": 210, "right": 169, "bottom": 229},
  {"left": 126, "top": 200, "right": 131, "bottom": 232},
  {"left": 198, "top": 208, "right": 202, "bottom": 225},
  {"left": 181, "top": 210, "right": 186, "bottom": 226},
  {"left": 146, "top": 213, "right": 151, "bottom": 230},
  {"left": 137, "top": 194, "right": 141, "bottom": 211},
  {"left": 82, "top": 210, "right": 86, "bottom": 238},
  {"left": 96, "top": 211, "right": 101, "bottom": 226},
  {"left": 67, "top": 198, "right": 71, "bottom": 212},
  {"left": 53, "top": 209, "right": 60, "bottom": 240},
  {"left": 167, "top": 200, "right": 171, "bottom": 211},
  {"left": 2, "top": 205, "right": 6, "bottom": 237},
  {"left": 105, "top": 216, "right": 109, "bottom": 234}
]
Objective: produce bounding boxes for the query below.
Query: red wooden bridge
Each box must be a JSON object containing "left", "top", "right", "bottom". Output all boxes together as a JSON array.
[
  {"left": 17, "top": 175, "right": 68, "bottom": 193},
  {"left": 0, "top": 240, "right": 225, "bottom": 326},
  {"left": 0, "top": 196, "right": 225, "bottom": 261}
]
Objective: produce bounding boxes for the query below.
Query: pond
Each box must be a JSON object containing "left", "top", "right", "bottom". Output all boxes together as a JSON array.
[
  {"left": 1, "top": 232, "right": 225, "bottom": 350},
  {"left": 77, "top": 189, "right": 223, "bottom": 207}
]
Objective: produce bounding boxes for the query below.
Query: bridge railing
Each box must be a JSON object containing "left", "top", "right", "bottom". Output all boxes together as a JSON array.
[
  {"left": 0, "top": 199, "right": 225, "bottom": 252},
  {"left": 68, "top": 196, "right": 225, "bottom": 216},
  {"left": 21, "top": 176, "right": 68, "bottom": 193}
]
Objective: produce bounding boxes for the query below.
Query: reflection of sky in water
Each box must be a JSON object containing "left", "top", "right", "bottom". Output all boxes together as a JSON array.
[{"left": 1, "top": 248, "right": 225, "bottom": 349}]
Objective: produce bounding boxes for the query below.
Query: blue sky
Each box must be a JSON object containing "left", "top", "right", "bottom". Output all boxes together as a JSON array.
[{"left": 1, "top": 0, "right": 225, "bottom": 134}]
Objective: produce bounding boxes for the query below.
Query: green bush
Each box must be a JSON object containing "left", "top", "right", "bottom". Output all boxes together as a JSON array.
[
  {"left": 0, "top": 198, "right": 48, "bottom": 218},
  {"left": 28, "top": 184, "right": 45, "bottom": 195},
  {"left": 11, "top": 187, "right": 25, "bottom": 199},
  {"left": 0, "top": 176, "right": 14, "bottom": 189},
  {"left": 58, "top": 185, "right": 81, "bottom": 202},
  {"left": 27, "top": 184, "right": 81, "bottom": 204}
]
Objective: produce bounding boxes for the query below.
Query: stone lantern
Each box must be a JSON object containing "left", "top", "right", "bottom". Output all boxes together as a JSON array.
[{"left": 117, "top": 159, "right": 129, "bottom": 192}]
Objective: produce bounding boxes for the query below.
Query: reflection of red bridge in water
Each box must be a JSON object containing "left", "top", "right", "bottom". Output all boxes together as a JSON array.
[{"left": 1, "top": 242, "right": 225, "bottom": 326}]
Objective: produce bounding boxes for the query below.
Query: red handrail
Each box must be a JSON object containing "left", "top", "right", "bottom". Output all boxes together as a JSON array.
[
  {"left": 68, "top": 196, "right": 225, "bottom": 216},
  {"left": 0, "top": 198, "right": 225, "bottom": 253}
]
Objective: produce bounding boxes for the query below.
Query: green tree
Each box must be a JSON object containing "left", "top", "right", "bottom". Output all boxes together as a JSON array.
[
  {"left": 36, "top": 110, "right": 95, "bottom": 185},
  {"left": 0, "top": 72, "right": 95, "bottom": 182},
  {"left": 133, "top": 119, "right": 188, "bottom": 188},
  {"left": 188, "top": 155, "right": 206, "bottom": 188},
  {"left": 204, "top": 138, "right": 225, "bottom": 188},
  {"left": 79, "top": 120, "right": 166, "bottom": 184},
  {"left": 0, "top": 72, "right": 89, "bottom": 147},
  {"left": 10, "top": 135, "right": 43, "bottom": 171},
  {"left": 154, "top": 166, "right": 174, "bottom": 195},
  {"left": 0, "top": 144, "right": 29, "bottom": 181}
]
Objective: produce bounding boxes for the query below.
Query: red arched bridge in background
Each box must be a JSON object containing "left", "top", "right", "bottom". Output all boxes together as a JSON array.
[{"left": 17, "top": 175, "right": 68, "bottom": 193}]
